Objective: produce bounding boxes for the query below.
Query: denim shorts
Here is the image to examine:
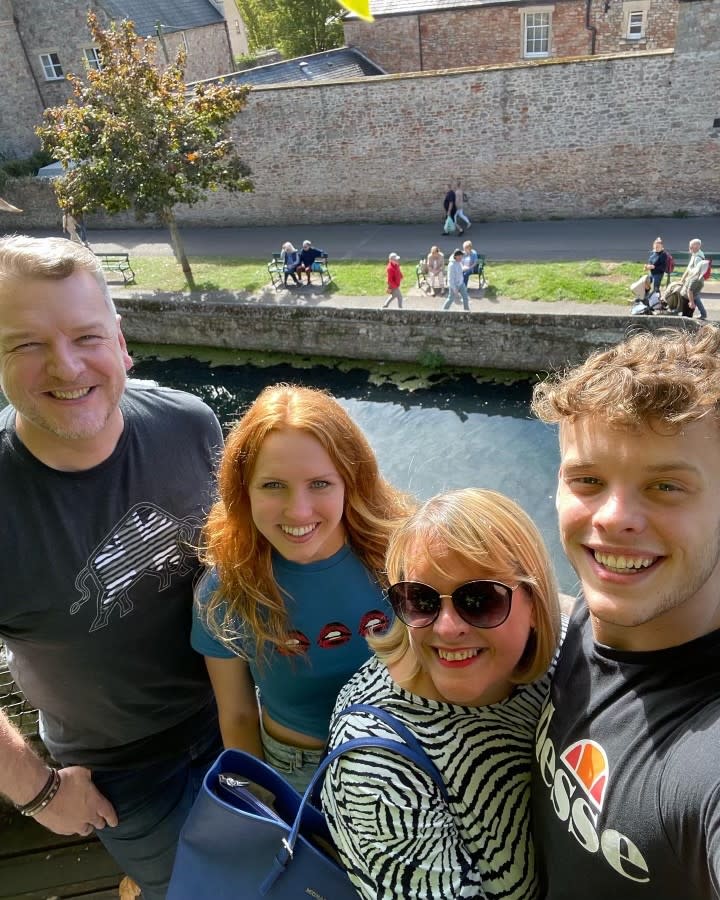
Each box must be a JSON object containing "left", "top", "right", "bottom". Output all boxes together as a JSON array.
[{"left": 259, "top": 716, "right": 324, "bottom": 793}]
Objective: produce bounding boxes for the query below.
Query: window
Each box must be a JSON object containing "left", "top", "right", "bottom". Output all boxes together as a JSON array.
[
  {"left": 84, "top": 47, "right": 101, "bottom": 70},
  {"left": 622, "top": 1, "right": 649, "bottom": 40},
  {"left": 523, "top": 10, "right": 551, "bottom": 58},
  {"left": 39, "top": 52, "right": 63, "bottom": 80},
  {"left": 627, "top": 10, "right": 645, "bottom": 38}
]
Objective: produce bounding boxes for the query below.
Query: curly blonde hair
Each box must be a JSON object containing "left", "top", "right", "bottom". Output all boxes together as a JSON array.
[
  {"left": 532, "top": 325, "right": 720, "bottom": 432},
  {"left": 370, "top": 488, "right": 561, "bottom": 687},
  {"left": 202, "top": 384, "right": 415, "bottom": 661}
]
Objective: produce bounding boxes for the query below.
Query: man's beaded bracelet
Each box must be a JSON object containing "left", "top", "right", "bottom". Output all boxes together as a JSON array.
[{"left": 15, "top": 767, "right": 61, "bottom": 817}]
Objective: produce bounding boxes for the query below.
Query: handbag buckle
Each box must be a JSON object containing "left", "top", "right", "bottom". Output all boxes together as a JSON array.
[
  {"left": 282, "top": 838, "right": 294, "bottom": 859},
  {"left": 219, "top": 774, "right": 249, "bottom": 789}
]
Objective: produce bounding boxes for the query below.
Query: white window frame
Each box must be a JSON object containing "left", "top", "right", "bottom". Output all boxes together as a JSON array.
[
  {"left": 622, "top": 0, "right": 650, "bottom": 40},
  {"left": 84, "top": 47, "right": 102, "bottom": 70},
  {"left": 627, "top": 11, "right": 645, "bottom": 37},
  {"left": 522, "top": 7, "right": 553, "bottom": 59},
  {"left": 39, "top": 52, "right": 64, "bottom": 81}
]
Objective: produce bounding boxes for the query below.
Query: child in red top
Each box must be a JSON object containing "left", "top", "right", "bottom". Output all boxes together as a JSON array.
[{"left": 383, "top": 252, "right": 404, "bottom": 309}]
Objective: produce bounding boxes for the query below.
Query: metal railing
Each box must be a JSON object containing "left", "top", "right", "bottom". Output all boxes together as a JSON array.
[{"left": 0, "top": 642, "right": 38, "bottom": 738}]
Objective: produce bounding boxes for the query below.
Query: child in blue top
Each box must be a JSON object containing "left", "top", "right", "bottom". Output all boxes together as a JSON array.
[{"left": 192, "top": 384, "right": 413, "bottom": 790}]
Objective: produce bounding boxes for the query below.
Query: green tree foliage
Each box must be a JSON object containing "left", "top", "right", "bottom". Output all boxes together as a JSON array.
[
  {"left": 236, "top": 0, "right": 343, "bottom": 57},
  {"left": 37, "top": 13, "right": 253, "bottom": 290}
]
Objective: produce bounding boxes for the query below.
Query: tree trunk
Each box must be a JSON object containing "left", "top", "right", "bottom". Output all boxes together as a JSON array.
[{"left": 163, "top": 209, "right": 196, "bottom": 291}]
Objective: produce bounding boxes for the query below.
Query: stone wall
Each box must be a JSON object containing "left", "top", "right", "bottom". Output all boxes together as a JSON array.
[
  {"left": 161, "top": 23, "right": 234, "bottom": 83},
  {"left": 344, "top": 0, "right": 679, "bottom": 74},
  {"left": 0, "top": 0, "right": 716, "bottom": 230},
  {"left": 0, "top": 0, "right": 235, "bottom": 161},
  {"left": 113, "top": 294, "right": 697, "bottom": 374},
  {"left": 0, "top": 7, "right": 45, "bottom": 159},
  {"left": 10, "top": 0, "right": 103, "bottom": 113}
]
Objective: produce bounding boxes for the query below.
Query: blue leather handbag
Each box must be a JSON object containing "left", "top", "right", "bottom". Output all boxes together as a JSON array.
[{"left": 168, "top": 704, "right": 449, "bottom": 899}]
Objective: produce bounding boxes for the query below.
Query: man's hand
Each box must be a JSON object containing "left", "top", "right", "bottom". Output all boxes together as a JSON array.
[{"left": 33, "top": 766, "right": 118, "bottom": 836}]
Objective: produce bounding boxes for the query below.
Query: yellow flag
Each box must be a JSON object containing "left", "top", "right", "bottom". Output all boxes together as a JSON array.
[{"left": 337, "top": 0, "right": 373, "bottom": 21}]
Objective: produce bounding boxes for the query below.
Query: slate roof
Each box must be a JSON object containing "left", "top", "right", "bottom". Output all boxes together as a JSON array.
[
  {"left": 215, "top": 48, "right": 385, "bottom": 88},
  {"left": 345, "top": 0, "right": 522, "bottom": 17},
  {"left": 102, "top": 0, "right": 224, "bottom": 37}
]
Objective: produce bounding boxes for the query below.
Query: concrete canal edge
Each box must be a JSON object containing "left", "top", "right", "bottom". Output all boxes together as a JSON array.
[{"left": 114, "top": 294, "right": 701, "bottom": 375}]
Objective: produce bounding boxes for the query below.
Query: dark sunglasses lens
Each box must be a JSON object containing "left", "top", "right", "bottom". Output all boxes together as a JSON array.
[
  {"left": 388, "top": 583, "right": 439, "bottom": 627},
  {"left": 454, "top": 581, "right": 512, "bottom": 628}
]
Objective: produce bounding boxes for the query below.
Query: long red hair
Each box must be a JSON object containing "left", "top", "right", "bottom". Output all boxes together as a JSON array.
[{"left": 201, "top": 384, "right": 414, "bottom": 661}]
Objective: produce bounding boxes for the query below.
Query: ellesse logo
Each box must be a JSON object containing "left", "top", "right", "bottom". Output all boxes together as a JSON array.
[
  {"left": 536, "top": 699, "right": 650, "bottom": 884},
  {"left": 560, "top": 739, "right": 608, "bottom": 809}
]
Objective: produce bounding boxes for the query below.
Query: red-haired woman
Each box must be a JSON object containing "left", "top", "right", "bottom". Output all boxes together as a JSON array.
[{"left": 191, "top": 384, "right": 413, "bottom": 790}]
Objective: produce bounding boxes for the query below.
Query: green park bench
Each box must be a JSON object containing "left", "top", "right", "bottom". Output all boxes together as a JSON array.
[
  {"left": 267, "top": 253, "right": 333, "bottom": 289},
  {"left": 94, "top": 251, "right": 136, "bottom": 285},
  {"left": 416, "top": 254, "right": 487, "bottom": 292}
]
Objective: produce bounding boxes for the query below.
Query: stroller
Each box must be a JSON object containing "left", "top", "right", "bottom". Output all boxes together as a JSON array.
[{"left": 629, "top": 273, "right": 668, "bottom": 316}]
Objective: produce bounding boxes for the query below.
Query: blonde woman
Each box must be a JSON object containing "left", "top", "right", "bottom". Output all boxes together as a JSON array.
[
  {"left": 280, "top": 241, "right": 301, "bottom": 286},
  {"left": 322, "top": 488, "right": 562, "bottom": 899}
]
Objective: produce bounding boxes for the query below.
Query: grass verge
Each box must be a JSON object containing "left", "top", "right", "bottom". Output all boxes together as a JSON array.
[{"left": 129, "top": 257, "right": 643, "bottom": 304}]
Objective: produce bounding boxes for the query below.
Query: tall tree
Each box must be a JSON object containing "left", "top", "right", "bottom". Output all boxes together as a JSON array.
[
  {"left": 37, "top": 13, "right": 252, "bottom": 290},
  {"left": 236, "top": 0, "right": 343, "bottom": 58}
]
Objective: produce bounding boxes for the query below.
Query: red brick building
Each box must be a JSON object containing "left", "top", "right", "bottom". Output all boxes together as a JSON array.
[{"left": 343, "top": 0, "right": 678, "bottom": 74}]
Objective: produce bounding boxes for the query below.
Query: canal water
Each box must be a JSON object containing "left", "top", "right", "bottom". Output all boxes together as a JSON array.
[{"left": 131, "top": 349, "right": 577, "bottom": 593}]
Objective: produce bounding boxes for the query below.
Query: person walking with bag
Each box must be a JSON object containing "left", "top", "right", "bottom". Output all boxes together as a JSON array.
[
  {"left": 191, "top": 385, "right": 413, "bottom": 792},
  {"left": 454, "top": 181, "right": 471, "bottom": 233},
  {"left": 442, "top": 184, "right": 457, "bottom": 235}
]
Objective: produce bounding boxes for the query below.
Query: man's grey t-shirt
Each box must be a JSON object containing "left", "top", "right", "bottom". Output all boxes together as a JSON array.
[{"left": 0, "top": 383, "right": 223, "bottom": 767}]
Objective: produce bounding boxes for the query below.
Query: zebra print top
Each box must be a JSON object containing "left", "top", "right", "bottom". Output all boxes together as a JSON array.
[{"left": 321, "top": 653, "right": 556, "bottom": 899}]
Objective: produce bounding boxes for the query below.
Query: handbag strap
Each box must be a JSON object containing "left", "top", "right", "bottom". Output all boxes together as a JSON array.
[
  {"left": 339, "top": 703, "right": 439, "bottom": 771},
  {"left": 259, "top": 703, "right": 450, "bottom": 894}
]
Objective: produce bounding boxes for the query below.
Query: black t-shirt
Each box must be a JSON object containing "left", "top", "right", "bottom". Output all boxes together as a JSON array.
[
  {"left": 532, "top": 602, "right": 720, "bottom": 899},
  {"left": 0, "top": 383, "right": 223, "bottom": 767}
]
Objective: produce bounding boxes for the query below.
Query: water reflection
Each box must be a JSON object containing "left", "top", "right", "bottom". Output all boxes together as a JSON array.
[{"left": 131, "top": 354, "right": 577, "bottom": 593}]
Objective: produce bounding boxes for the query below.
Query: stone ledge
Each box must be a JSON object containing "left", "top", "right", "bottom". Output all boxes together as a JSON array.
[{"left": 114, "top": 294, "right": 700, "bottom": 373}]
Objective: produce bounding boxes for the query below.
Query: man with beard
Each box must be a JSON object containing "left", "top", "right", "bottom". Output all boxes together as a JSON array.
[
  {"left": 530, "top": 325, "right": 720, "bottom": 899},
  {"left": 0, "top": 236, "right": 223, "bottom": 899}
]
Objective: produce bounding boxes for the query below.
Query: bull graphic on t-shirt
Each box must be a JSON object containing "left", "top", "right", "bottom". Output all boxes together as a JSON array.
[{"left": 71, "top": 503, "right": 199, "bottom": 632}]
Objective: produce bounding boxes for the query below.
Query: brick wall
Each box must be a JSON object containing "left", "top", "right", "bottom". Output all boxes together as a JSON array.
[
  {"left": 0, "top": 0, "right": 715, "bottom": 230},
  {"left": 344, "top": 0, "right": 679, "bottom": 73}
]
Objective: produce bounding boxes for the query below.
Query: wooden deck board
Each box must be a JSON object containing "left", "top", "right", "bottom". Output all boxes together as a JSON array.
[{"left": 0, "top": 813, "right": 122, "bottom": 899}]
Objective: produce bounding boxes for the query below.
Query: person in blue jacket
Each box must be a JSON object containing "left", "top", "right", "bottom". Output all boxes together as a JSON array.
[
  {"left": 280, "top": 241, "right": 301, "bottom": 287},
  {"left": 644, "top": 236, "right": 668, "bottom": 293},
  {"left": 296, "top": 240, "right": 325, "bottom": 285}
]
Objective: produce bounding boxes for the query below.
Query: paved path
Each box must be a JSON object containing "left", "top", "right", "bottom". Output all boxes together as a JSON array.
[{"left": 26, "top": 215, "right": 720, "bottom": 262}]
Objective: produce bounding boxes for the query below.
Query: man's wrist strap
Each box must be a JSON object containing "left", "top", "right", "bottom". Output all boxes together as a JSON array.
[{"left": 15, "top": 767, "right": 61, "bottom": 817}]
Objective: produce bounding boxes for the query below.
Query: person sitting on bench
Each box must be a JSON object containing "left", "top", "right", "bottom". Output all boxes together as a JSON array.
[
  {"left": 281, "top": 242, "right": 301, "bottom": 287},
  {"left": 296, "top": 240, "right": 325, "bottom": 285},
  {"left": 461, "top": 240, "right": 479, "bottom": 286}
]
